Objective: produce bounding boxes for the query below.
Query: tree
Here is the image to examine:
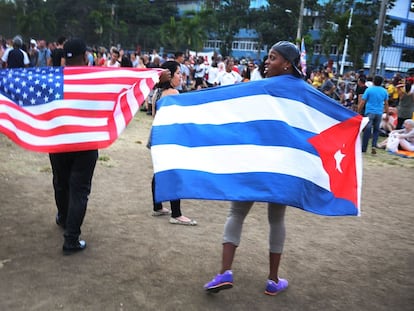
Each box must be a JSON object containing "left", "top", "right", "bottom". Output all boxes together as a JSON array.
[
  {"left": 319, "top": 0, "right": 399, "bottom": 72},
  {"left": 160, "top": 16, "right": 180, "bottom": 52},
  {"left": 214, "top": 0, "right": 250, "bottom": 57}
]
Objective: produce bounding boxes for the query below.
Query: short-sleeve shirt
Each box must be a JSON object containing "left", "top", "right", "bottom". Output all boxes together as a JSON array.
[
  {"left": 1, "top": 48, "right": 30, "bottom": 68},
  {"left": 362, "top": 86, "right": 388, "bottom": 115}
]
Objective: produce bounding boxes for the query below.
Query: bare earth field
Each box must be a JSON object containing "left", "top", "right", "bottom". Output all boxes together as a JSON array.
[{"left": 0, "top": 111, "right": 413, "bottom": 311}]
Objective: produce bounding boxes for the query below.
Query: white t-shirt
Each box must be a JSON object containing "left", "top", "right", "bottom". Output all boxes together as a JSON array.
[
  {"left": 106, "top": 60, "right": 120, "bottom": 67},
  {"left": 250, "top": 68, "right": 264, "bottom": 81},
  {"left": 217, "top": 70, "right": 242, "bottom": 86}
]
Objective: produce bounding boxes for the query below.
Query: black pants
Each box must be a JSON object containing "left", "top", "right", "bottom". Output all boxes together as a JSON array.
[
  {"left": 151, "top": 175, "right": 181, "bottom": 218},
  {"left": 49, "top": 150, "right": 98, "bottom": 243}
]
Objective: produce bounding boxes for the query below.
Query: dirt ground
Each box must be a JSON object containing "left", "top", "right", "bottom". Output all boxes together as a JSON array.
[{"left": 0, "top": 110, "right": 413, "bottom": 311}]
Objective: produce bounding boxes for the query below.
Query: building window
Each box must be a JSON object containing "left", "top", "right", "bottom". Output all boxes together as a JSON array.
[
  {"left": 232, "top": 42, "right": 239, "bottom": 49},
  {"left": 402, "top": 48, "right": 414, "bottom": 63},
  {"left": 330, "top": 45, "right": 338, "bottom": 55},
  {"left": 407, "top": 23, "right": 414, "bottom": 38},
  {"left": 314, "top": 44, "right": 321, "bottom": 54}
]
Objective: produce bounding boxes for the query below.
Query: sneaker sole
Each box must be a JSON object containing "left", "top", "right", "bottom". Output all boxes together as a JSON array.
[
  {"left": 264, "top": 288, "right": 287, "bottom": 296},
  {"left": 205, "top": 282, "right": 233, "bottom": 293}
]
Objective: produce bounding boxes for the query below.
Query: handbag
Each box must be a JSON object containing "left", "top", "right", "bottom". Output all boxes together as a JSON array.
[{"left": 386, "top": 133, "right": 400, "bottom": 152}]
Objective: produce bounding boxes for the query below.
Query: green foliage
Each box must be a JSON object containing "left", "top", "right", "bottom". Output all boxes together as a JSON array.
[
  {"left": 319, "top": 0, "right": 398, "bottom": 71},
  {"left": 0, "top": 0, "right": 400, "bottom": 70}
]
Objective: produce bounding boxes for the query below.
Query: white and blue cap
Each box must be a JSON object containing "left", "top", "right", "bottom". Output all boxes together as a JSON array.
[{"left": 271, "top": 41, "right": 302, "bottom": 77}]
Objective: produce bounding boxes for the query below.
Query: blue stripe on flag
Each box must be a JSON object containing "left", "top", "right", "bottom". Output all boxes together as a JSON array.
[
  {"left": 151, "top": 120, "right": 318, "bottom": 154},
  {"left": 154, "top": 170, "right": 358, "bottom": 216}
]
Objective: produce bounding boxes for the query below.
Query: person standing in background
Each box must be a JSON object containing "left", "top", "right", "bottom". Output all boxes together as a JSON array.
[
  {"left": 36, "top": 39, "right": 51, "bottom": 67},
  {"left": 49, "top": 36, "right": 66, "bottom": 67},
  {"left": 358, "top": 75, "right": 389, "bottom": 154}
]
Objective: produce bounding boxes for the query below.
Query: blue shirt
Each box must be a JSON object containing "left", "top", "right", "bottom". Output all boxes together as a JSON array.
[{"left": 362, "top": 85, "right": 388, "bottom": 115}]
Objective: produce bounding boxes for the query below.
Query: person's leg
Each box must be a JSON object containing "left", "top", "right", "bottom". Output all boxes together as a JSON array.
[
  {"left": 399, "top": 139, "right": 414, "bottom": 151},
  {"left": 220, "top": 201, "right": 253, "bottom": 272},
  {"left": 151, "top": 175, "right": 163, "bottom": 212},
  {"left": 265, "top": 203, "right": 288, "bottom": 295},
  {"left": 362, "top": 114, "right": 373, "bottom": 152},
  {"left": 64, "top": 150, "right": 98, "bottom": 246},
  {"left": 170, "top": 200, "right": 181, "bottom": 218},
  {"left": 49, "top": 153, "right": 71, "bottom": 227},
  {"left": 371, "top": 113, "right": 382, "bottom": 149},
  {"left": 204, "top": 201, "right": 253, "bottom": 292},
  {"left": 267, "top": 203, "right": 286, "bottom": 281}
]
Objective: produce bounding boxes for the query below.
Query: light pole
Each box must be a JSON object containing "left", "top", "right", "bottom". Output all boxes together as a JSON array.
[
  {"left": 340, "top": 8, "right": 353, "bottom": 76},
  {"left": 296, "top": 0, "right": 305, "bottom": 42}
]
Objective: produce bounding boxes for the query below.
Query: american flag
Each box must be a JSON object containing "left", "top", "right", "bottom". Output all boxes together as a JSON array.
[
  {"left": 151, "top": 76, "right": 367, "bottom": 216},
  {"left": 0, "top": 66, "right": 161, "bottom": 153}
]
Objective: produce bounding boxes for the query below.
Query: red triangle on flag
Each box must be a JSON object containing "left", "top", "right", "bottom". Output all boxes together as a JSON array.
[{"left": 308, "top": 115, "right": 362, "bottom": 207}]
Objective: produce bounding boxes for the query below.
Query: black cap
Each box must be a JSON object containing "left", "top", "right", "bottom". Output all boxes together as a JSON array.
[
  {"left": 271, "top": 41, "right": 302, "bottom": 77},
  {"left": 63, "top": 38, "right": 86, "bottom": 59}
]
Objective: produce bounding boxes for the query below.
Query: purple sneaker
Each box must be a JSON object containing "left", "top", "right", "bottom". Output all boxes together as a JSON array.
[
  {"left": 264, "top": 278, "right": 288, "bottom": 296},
  {"left": 204, "top": 270, "right": 233, "bottom": 293}
]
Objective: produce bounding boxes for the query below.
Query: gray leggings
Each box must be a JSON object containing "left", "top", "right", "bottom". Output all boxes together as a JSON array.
[{"left": 223, "top": 201, "right": 286, "bottom": 253}]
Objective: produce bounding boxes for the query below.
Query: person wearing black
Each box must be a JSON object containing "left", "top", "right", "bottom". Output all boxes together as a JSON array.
[
  {"left": 49, "top": 38, "right": 98, "bottom": 255},
  {"left": 49, "top": 36, "right": 66, "bottom": 67},
  {"left": 1, "top": 35, "right": 30, "bottom": 69},
  {"left": 354, "top": 76, "right": 368, "bottom": 114}
]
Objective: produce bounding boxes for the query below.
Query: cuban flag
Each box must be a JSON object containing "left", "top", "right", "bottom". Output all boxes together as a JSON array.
[
  {"left": 151, "top": 75, "right": 367, "bottom": 216},
  {"left": 0, "top": 66, "right": 161, "bottom": 153}
]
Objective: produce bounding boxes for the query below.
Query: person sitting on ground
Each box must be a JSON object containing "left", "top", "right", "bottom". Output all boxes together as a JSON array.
[
  {"left": 379, "top": 107, "right": 397, "bottom": 136},
  {"left": 377, "top": 119, "right": 414, "bottom": 151}
]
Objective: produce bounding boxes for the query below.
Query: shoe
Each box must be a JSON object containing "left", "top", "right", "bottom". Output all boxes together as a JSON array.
[
  {"left": 62, "top": 240, "right": 87, "bottom": 255},
  {"left": 204, "top": 270, "right": 233, "bottom": 293},
  {"left": 264, "top": 278, "right": 288, "bottom": 296},
  {"left": 55, "top": 214, "right": 66, "bottom": 229},
  {"left": 152, "top": 208, "right": 171, "bottom": 216},
  {"left": 371, "top": 148, "right": 377, "bottom": 155},
  {"left": 169, "top": 216, "right": 197, "bottom": 226}
]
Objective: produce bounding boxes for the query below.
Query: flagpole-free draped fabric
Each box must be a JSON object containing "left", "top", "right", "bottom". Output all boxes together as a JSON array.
[
  {"left": 151, "top": 75, "right": 367, "bottom": 216},
  {"left": 0, "top": 66, "right": 161, "bottom": 153}
]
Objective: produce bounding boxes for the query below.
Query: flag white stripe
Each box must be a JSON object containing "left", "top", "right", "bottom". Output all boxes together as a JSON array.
[
  {"left": 0, "top": 119, "right": 109, "bottom": 146},
  {"left": 64, "top": 83, "right": 139, "bottom": 93},
  {"left": 0, "top": 103, "right": 108, "bottom": 129},
  {"left": 64, "top": 69, "right": 162, "bottom": 81},
  {"left": 114, "top": 90, "right": 127, "bottom": 136},
  {"left": 151, "top": 144, "right": 331, "bottom": 190},
  {"left": 21, "top": 99, "right": 115, "bottom": 114},
  {"left": 154, "top": 94, "right": 338, "bottom": 133}
]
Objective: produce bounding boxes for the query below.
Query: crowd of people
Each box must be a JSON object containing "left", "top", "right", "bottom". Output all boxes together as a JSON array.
[{"left": 1, "top": 34, "right": 413, "bottom": 298}]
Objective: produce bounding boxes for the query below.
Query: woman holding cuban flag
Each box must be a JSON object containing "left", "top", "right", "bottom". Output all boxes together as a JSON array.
[{"left": 204, "top": 41, "right": 304, "bottom": 296}]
